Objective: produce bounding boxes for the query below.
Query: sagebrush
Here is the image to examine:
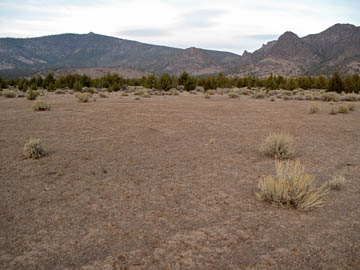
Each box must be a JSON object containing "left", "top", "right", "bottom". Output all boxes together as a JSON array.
[
  {"left": 24, "top": 138, "right": 46, "bottom": 159},
  {"left": 260, "top": 133, "right": 296, "bottom": 159},
  {"left": 257, "top": 159, "right": 329, "bottom": 210}
]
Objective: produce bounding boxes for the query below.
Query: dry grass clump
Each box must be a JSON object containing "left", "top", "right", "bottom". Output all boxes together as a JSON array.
[
  {"left": 347, "top": 103, "right": 355, "bottom": 111},
  {"left": 308, "top": 102, "right": 320, "bottom": 114},
  {"left": 121, "top": 92, "right": 129, "bottom": 96},
  {"left": 321, "top": 92, "right": 340, "bottom": 102},
  {"left": 55, "top": 89, "right": 66, "bottom": 94},
  {"left": 329, "top": 107, "right": 338, "bottom": 115},
  {"left": 32, "top": 101, "right": 51, "bottom": 111},
  {"left": 256, "top": 160, "right": 329, "bottom": 210},
  {"left": 337, "top": 104, "right": 349, "bottom": 114},
  {"left": 340, "top": 93, "right": 358, "bottom": 102},
  {"left": 204, "top": 93, "right": 211, "bottom": 99},
  {"left": 26, "top": 89, "right": 39, "bottom": 100},
  {"left": 260, "top": 133, "right": 296, "bottom": 159},
  {"left": 76, "top": 93, "right": 92, "bottom": 103},
  {"left": 23, "top": 138, "right": 46, "bottom": 159},
  {"left": 134, "top": 96, "right": 141, "bottom": 100},
  {"left": 326, "top": 175, "right": 345, "bottom": 191},
  {"left": 2, "top": 90, "right": 16, "bottom": 98},
  {"left": 99, "top": 92, "right": 109, "bottom": 98},
  {"left": 228, "top": 92, "right": 239, "bottom": 98}
]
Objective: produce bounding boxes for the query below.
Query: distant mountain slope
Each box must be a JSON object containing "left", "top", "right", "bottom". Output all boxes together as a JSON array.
[
  {"left": 230, "top": 23, "right": 360, "bottom": 77},
  {"left": 0, "top": 23, "right": 360, "bottom": 78},
  {"left": 0, "top": 32, "right": 238, "bottom": 78}
]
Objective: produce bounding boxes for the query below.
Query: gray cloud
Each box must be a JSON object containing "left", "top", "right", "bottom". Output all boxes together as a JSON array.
[
  {"left": 116, "top": 28, "right": 170, "bottom": 38},
  {"left": 177, "top": 8, "right": 228, "bottom": 29},
  {"left": 244, "top": 34, "right": 279, "bottom": 41}
]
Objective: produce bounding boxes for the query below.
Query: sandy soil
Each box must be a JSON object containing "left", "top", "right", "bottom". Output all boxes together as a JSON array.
[{"left": 1, "top": 92, "right": 359, "bottom": 269}]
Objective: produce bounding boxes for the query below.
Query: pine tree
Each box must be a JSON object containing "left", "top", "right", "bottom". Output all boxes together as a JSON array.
[{"left": 327, "top": 72, "right": 344, "bottom": 93}]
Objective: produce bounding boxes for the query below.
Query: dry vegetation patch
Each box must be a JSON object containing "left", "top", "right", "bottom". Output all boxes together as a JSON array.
[{"left": 257, "top": 160, "right": 329, "bottom": 210}]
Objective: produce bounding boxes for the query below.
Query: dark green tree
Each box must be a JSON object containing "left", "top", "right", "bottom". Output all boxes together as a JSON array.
[
  {"left": 327, "top": 72, "right": 344, "bottom": 93},
  {"left": 158, "top": 73, "right": 173, "bottom": 91}
]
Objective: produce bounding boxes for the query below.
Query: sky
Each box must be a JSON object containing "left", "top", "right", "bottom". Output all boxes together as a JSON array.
[{"left": 0, "top": 0, "right": 359, "bottom": 55}]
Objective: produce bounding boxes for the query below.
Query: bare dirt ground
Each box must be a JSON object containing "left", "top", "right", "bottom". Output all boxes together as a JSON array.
[{"left": 1, "top": 92, "right": 360, "bottom": 270}]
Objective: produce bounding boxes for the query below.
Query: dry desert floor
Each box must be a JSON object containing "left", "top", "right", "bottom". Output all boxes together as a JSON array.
[{"left": 1, "top": 92, "right": 360, "bottom": 269}]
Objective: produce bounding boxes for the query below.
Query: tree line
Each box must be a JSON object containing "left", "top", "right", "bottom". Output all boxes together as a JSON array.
[{"left": 1, "top": 71, "right": 359, "bottom": 93}]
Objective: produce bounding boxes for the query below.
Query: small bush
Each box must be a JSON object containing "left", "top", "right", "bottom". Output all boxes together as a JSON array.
[
  {"left": 142, "top": 92, "right": 151, "bottom": 98},
  {"left": 26, "top": 89, "right": 39, "bottom": 100},
  {"left": 99, "top": 92, "right": 108, "bottom": 98},
  {"left": 121, "top": 92, "right": 129, "bottom": 96},
  {"left": 17, "top": 92, "right": 25, "bottom": 98},
  {"left": 32, "top": 101, "right": 51, "bottom": 111},
  {"left": 308, "top": 102, "right": 320, "bottom": 114},
  {"left": 76, "top": 93, "right": 92, "bottom": 103},
  {"left": 340, "top": 93, "right": 358, "bottom": 102},
  {"left": 321, "top": 92, "right": 340, "bottom": 102},
  {"left": 326, "top": 175, "right": 345, "bottom": 191},
  {"left": 338, "top": 104, "right": 349, "bottom": 114},
  {"left": 270, "top": 97, "right": 275, "bottom": 102},
  {"left": 348, "top": 104, "right": 355, "bottom": 111},
  {"left": 254, "top": 92, "right": 265, "bottom": 99},
  {"left": 204, "top": 93, "right": 211, "bottom": 99},
  {"left": 24, "top": 138, "right": 46, "bottom": 159},
  {"left": 256, "top": 160, "right": 329, "bottom": 210},
  {"left": 261, "top": 133, "right": 296, "bottom": 159},
  {"left": 228, "top": 92, "right": 239, "bottom": 98},
  {"left": 55, "top": 89, "right": 66, "bottom": 94},
  {"left": 329, "top": 107, "right": 338, "bottom": 115},
  {"left": 134, "top": 96, "right": 141, "bottom": 100},
  {"left": 3, "top": 90, "right": 16, "bottom": 98}
]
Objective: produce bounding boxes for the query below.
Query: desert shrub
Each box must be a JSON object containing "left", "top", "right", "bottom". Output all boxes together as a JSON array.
[
  {"left": 308, "top": 102, "right": 320, "bottom": 114},
  {"left": 16, "top": 92, "right": 25, "bottom": 98},
  {"left": 206, "top": 90, "right": 216, "bottom": 95},
  {"left": 326, "top": 175, "right": 345, "bottom": 191},
  {"left": 270, "top": 97, "right": 275, "bottom": 102},
  {"left": 228, "top": 92, "right": 239, "bottom": 98},
  {"left": 340, "top": 93, "right": 358, "bottom": 102},
  {"left": 121, "top": 92, "right": 129, "bottom": 96},
  {"left": 348, "top": 104, "right": 355, "bottom": 111},
  {"left": 23, "top": 138, "right": 46, "bottom": 159},
  {"left": 76, "top": 93, "right": 92, "bottom": 103},
  {"left": 337, "top": 104, "right": 349, "bottom": 114},
  {"left": 32, "top": 101, "right": 51, "bottom": 111},
  {"left": 260, "top": 133, "right": 296, "bottom": 159},
  {"left": 134, "top": 89, "right": 145, "bottom": 96},
  {"left": 3, "top": 90, "right": 16, "bottom": 98},
  {"left": 83, "top": 87, "right": 95, "bottom": 94},
  {"left": 99, "top": 92, "right": 108, "bottom": 98},
  {"left": 254, "top": 92, "right": 265, "bottom": 99},
  {"left": 204, "top": 93, "right": 211, "bottom": 99},
  {"left": 190, "top": 90, "right": 198, "bottom": 95},
  {"left": 134, "top": 96, "right": 141, "bottom": 100},
  {"left": 329, "top": 107, "right": 338, "bottom": 115},
  {"left": 305, "top": 94, "right": 313, "bottom": 100},
  {"left": 26, "top": 89, "right": 39, "bottom": 100},
  {"left": 321, "top": 92, "right": 340, "bottom": 102},
  {"left": 168, "top": 89, "right": 179, "bottom": 96},
  {"left": 257, "top": 160, "right": 329, "bottom": 210},
  {"left": 55, "top": 89, "right": 66, "bottom": 94},
  {"left": 142, "top": 92, "right": 151, "bottom": 98}
]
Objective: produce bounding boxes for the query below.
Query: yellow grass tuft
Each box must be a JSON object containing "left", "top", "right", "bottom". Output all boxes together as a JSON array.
[{"left": 257, "top": 160, "right": 329, "bottom": 210}]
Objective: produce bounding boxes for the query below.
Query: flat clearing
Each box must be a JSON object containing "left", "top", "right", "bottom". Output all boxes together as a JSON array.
[{"left": 1, "top": 92, "right": 360, "bottom": 269}]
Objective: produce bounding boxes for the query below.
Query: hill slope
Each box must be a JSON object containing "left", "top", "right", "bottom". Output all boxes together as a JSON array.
[{"left": 0, "top": 23, "right": 360, "bottom": 78}]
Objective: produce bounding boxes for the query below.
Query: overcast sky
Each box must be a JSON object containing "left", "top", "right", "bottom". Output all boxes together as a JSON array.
[{"left": 0, "top": 0, "right": 359, "bottom": 55}]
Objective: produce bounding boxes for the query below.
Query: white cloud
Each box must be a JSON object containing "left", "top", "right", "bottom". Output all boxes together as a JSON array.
[{"left": 0, "top": 0, "right": 359, "bottom": 54}]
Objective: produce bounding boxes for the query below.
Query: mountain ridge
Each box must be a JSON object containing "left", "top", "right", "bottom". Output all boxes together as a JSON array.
[{"left": 1, "top": 23, "right": 360, "bottom": 78}]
